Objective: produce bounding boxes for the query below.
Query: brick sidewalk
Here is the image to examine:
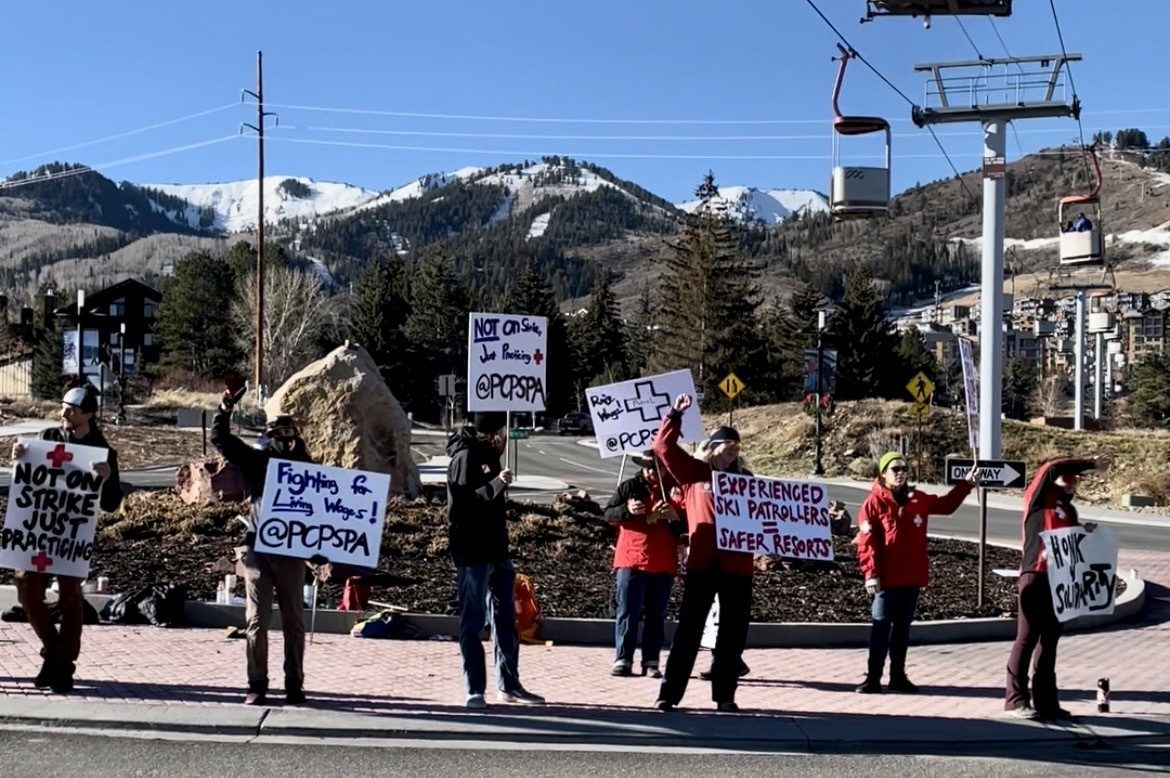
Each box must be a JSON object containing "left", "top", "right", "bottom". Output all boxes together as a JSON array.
[{"left": 2, "top": 548, "right": 1166, "bottom": 720}]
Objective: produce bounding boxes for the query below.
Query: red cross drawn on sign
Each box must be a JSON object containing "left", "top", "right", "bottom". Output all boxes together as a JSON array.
[
  {"left": 46, "top": 444, "right": 73, "bottom": 468},
  {"left": 30, "top": 551, "right": 53, "bottom": 572},
  {"left": 532, "top": 349, "right": 544, "bottom": 365}
]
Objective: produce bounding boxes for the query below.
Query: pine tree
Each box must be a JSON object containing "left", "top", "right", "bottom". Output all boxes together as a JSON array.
[
  {"left": 569, "top": 270, "right": 627, "bottom": 388},
  {"left": 762, "top": 281, "right": 825, "bottom": 401},
  {"left": 1125, "top": 353, "right": 1170, "bottom": 425},
  {"left": 1003, "top": 357, "right": 1037, "bottom": 420},
  {"left": 30, "top": 317, "right": 64, "bottom": 400},
  {"left": 346, "top": 254, "right": 412, "bottom": 382},
  {"left": 895, "top": 328, "right": 935, "bottom": 379},
  {"left": 829, "top": 266, "right": 898, "bottom": 400},
  {"left": 623, "top": 285, "right": 656, "bottom": 379},
  {"left": 402, "top": 247, "right": 471, "bottom": 421},
  {"left": 501, "top": 259, "right": 574, "bottom": 416},
  {"left": 157, "top": 251, "right": 242, "bottom": 379}
]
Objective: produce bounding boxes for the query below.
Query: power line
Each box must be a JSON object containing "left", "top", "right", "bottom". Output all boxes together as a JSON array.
[
  {"left": 953, "top": 17, "right": 985, "bottom": 61},
  {"left": 1047, "top": 0, "right": 1093, "bottom": 185},
  {"left": 984, "top": 18, "right": 1025, "bottom": 154}
]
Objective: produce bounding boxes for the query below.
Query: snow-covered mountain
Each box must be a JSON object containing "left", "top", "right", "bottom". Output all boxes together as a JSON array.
[
  {"left": 676, "top": 185, "right": 829, "bottom": 225},
  {"left": 143, "top": 175, "right": 383, "bottom": 233}
]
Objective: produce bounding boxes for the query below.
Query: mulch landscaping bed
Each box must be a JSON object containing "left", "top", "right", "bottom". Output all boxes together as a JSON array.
[{"left": 0, "top": 490, "right": 1033, "bottom": 622}]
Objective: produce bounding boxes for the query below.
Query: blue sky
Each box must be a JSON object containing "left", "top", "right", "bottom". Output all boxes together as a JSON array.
[{"left": 2, "top": 1, "right": 1168, "bottom": 203}]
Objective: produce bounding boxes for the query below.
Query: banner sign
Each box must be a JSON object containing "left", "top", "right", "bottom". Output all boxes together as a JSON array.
[
  {"left": 255, "top": 460, "right": 390, "bottom": 569},
  {"left": 1040, "top": 526, "right": 1119, "bottom": 623},
  {"left": 0, "top": 439, "right": 109, "bottom": 579},
  {"left": 711, "top": 471, "right": 834, "bottom": 560},
  {"left": 958, "top": 338, "right": 979, "bottom": 453},
  {"left": 467, "top": 312, "right": 548, "bottom": 412},
  {"left": 585, "top": 370, "right": 704, "bottom": 458}
]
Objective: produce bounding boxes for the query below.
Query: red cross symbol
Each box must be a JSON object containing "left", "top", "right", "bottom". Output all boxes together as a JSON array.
[
  {"left": 46, "top": 444, "right": 73, "bottom": 468},
  {"left": 30, "top": 551, "right": 53, "bottom": 572},
  {"left": 532, "top": 349, "right": 544, "bottom": 365}
]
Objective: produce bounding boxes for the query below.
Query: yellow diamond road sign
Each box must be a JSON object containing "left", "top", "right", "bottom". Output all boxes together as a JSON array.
[
  {"left": 909, "top": 401, "right": 932, "bottom": 418},
  {"left": 906, "top": 372, "right": 935, "bottom": 403},
  {"left": 719, "top": 372, "right": 744, "bottom": 400}
]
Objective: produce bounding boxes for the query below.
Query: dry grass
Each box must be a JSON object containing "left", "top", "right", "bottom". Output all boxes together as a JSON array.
[{"left": 143, "top": 387, "right": 223, "bottom": 412}]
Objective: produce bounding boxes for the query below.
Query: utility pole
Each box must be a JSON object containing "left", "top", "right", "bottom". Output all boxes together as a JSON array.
[
  {"left": 242, "top": 51, "right": 277, "bottom": 403},
  {"left": 813, "top": 309, "right": 827, "bottom": 476}
]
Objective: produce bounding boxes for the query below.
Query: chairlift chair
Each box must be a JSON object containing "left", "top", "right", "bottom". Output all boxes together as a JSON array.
[
  {"left": 864, "top": 1, "right": 1012, "bottom": 21},
  {"left": 829, "top": 45, "right": 892, "bottom": 221},
  {"left": 1058, "top": 146, "right": 1105, "bottom": 267}
]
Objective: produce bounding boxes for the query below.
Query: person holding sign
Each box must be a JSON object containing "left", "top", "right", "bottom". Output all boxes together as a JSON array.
[
  {"left": 603, "top": 450, "right": 685, "bottom": 679},
  {"left": 11, "top": 384, "right": 122, "bottom": 694},
  {"left": 446, "top": 412, "right": 545, "bottom": 710},
  {"left": 854, "top": 452, "right": 977, "bottom": 695},
  {"left": 212, "top": 386, "right": 317, "bottom": 706},
  {"left": 1005, "top": 455, "right": 1104, "bottom": 721},
  {"left": 651, "top": 394, "right": 753, "bottom": 713}
]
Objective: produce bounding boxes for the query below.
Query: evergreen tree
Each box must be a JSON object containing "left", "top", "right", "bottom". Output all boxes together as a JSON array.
[
  {"left": 1126, "top": 353, "right": 1170, "bottom": 425},
  {"left": 623, "top": 285, "right": 656, "bottom": 379},
  {"left": 895, "top": 328, "right": 935, "bottom": 379},
  {"left": 30, "top": 317, "right": 64, "bottom": 400},
  {"left": 402, "top": 247, "right": 470, "bottom": 421},
  {"left": 569, "top": 270, "right": 627, "bottom": 388},
  {"left": 829, "top": 267, "right": 898, "bottom": 400},
  {"left": 935, "top": 357, "right": 963, "bottom": 409},
  {"left": 762, "top": 281, "right": 825, "bottom": 401},
  {"left": 1002, "top": 357, "right": 1037, "bottom": 421},
  {"left": 501, "top": 259, "right": 574, "bottom": 416},
  {"left": 346, "top": 254, "right": 412, "bottom": 382},
  {"left": 156, "top": 251, "right": 242, "bottom": 379}
]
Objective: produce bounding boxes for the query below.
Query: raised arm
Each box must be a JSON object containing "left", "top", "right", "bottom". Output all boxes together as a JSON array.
[{"left": 652, "top": 394, "right": 710, "bottom": 486}]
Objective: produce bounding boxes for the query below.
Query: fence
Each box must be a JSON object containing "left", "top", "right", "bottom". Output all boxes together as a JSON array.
[{"left": 0, "top": 353, "right": 33, "bottom": 400}]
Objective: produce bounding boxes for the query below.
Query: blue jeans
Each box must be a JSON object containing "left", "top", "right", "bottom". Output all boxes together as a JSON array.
[
  {"left": 867, "top": 586, "right": 921, "bottom": 680},
  {"left": 613, "top": 568, "right": 673, "bottom": 668},
  {"left": 457, "top": 561, "right": 520, "bottom": 696}
]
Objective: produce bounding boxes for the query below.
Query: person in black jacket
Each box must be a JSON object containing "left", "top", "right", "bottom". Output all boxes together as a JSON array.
[
  {"left": 447, "top": 411, "right": 544, "bottom": 709},
  {"left": 211, "top": 387, "right": 316, "bottom": 706},
  {"left": 11, "top": 384, "right": 122, "bottom": 694}
]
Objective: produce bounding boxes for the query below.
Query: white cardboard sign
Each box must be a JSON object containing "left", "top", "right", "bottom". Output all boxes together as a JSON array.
[
  {"left": 711, "top": 471, "right": 834, "bottom": 560},
  {"left": 255, "top": 460, "right": 390, "bottom": 569},
  {"left": 1040, "top": 526, "right": 1119, "bottom": 623},
  {"left": 585, "top": 370, "right": 704, "bottom": 458},
  {"left": 958, "top": 338, "right": 979, "bottom": 453},
  {"left": 0, "top": 439, "right": 109, "bottom": 579},
  {"left": 467, "top": 312, "right": 549, "bottom": 412}
]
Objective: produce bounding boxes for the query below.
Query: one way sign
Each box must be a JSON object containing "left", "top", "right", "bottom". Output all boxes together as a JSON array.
[{"left": 945, "top": 457, "right": 1027, "bottom": 489}]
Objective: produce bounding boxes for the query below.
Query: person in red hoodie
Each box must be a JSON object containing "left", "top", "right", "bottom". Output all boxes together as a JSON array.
[
  {"left": 603, "top": 450, "right": 685, "bottom": 679},
  {"left": 854, "top": 451, "right": 977, "bottom": 694},
  {"left": 652, "top": 393, "right": 753, "bottom": 713},
  {"left": 1004, "top": 455, "right": 1104, "bottom": 720}
]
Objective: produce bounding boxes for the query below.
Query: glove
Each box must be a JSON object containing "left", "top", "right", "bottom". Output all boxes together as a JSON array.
[{"left": 865, "top": 578, "right": 881, "bottom": 595}]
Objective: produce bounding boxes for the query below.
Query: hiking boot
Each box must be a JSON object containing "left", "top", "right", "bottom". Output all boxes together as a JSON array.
[
  {"left": 49, "top": 662, "right": 75, "bottom": 694},
  {"left": 497, "top": 687, "right": 545, "bottom": 705},
  {"left": 654, "top": 699, "right": 674, "bottom": 712},
  {"left": 243, "top": 681, "right": 268, "bottom": 706},
  {"left": 34, "top": 657, "right": 57, "bottom": 689},
  {"left": 887, "top": 676, "right": 920, "bottom": 694},
  {"left": 699, "top": 660, "right": 750, "bottom": 681},
  {"left": 643, "top": 664, "right": 663, "bottom": 679},
  {"left": 611, "top": 660, "right": 632, "bottom": 677},
  {"left": 284, "top": 685, "right": 306, "bottom": 706},
  {"left": 716, "top": 701, "right": 740, "bottom": 713},
  {"left": 855, "top": 677, "right": 883, "bottom": 694},
  {"left": 1005, "top": 705, "right": 1039, "bottom": 720},
  {"left": 466, "top": 693, "right": 487, "bottom": 709}
]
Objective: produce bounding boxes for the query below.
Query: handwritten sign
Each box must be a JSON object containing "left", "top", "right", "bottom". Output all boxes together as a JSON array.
[
  {"left": 958, "top": 338, "right": 979, "bottom": 453},
  {"left": 1040, "top": 526, "right": 1119, "bottom": 623},
  {"left": 255, "top": 460, "right": 390, "bottom": 569},
  {"left": 0, "top": 439, "right": 109, "bottom": 579},
  {"left": 585, "top": 370, "right": 704, "bottom": 458},
  {"left": 711, "top": 472, "right": 833, "bottom": 560},
  {"left": 467, "top": 312, "right": 548, "bottom": 412}
]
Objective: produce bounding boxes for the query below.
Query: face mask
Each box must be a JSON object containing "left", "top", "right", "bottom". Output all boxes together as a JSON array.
[{"left": 269, "top": 436, "right": 298, "bottom": 456}]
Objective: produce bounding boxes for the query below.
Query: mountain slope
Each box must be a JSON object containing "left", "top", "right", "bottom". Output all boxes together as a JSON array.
[{"left": 677, "top": 185, "right": 829, "bottom": 225}]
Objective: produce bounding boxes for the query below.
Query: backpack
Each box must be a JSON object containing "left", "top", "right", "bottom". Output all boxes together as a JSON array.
[{"left": 513, "top": 573, "right": 543, "bottom": 644}]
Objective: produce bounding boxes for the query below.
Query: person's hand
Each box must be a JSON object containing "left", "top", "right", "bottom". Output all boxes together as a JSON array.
[
  {"left": 11, "top": 442, "right": 25, "bottom": 461},
  {"left": 673, "top": 394, "right": 692, "bottom": 413},
  {"left": 1083, "top": 522, "right": 1098, "bottom": 533},
  {"left": 627, "top": 498, "right": 647, "bottom": 516},
  {"left": 497, "top": 468, "right": 514, "bottom": 486},
  {"left": 1092, "top": 455, "right": 1110, "bottom": 471},
  {"left": 91, "top": 462, "right": 111, "bottom": 481},
  {"left": 965, "top": 466, "right": 983, "bottom": 486},
  {"left": 865, "top": 578, "right": 881, "bottom": 595},
  {"left": 221, "top": 385, "right": 247, "bottom": 411}
]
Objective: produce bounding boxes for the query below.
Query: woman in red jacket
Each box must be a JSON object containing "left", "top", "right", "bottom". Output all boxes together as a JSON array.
[
  {"left": 652, "top": 393, "right": 753, "bottom": 713},
  {"left": 603, "top": 450, "right": 684, "bottom": 678},
  {"left": 854, "top": 451, "right": 976, "bottom": 694}
]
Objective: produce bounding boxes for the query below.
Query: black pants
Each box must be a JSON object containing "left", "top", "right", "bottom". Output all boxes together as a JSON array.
[
  {"left": 658, "top": 569, "right": 752, "bottom": 705},
  {"left": 1005, "top": 572, "right": 1064, "bottom": 711}
]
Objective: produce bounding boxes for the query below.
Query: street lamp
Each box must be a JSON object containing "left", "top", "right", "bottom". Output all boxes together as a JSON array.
[
  {"left": 75, "top": 289, "right": 85, "bottom": 385},
  {"left": 118, "top": 322, "right": 127, "bottom": 423}
]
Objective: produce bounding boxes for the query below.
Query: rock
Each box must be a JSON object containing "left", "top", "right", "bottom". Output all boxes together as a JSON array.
[
  {"left": 175, "top": 458, "right": 249, "bottom": 505},
  {"left": 265, "top": 343, "right": 421, "bottom": 497},
  {"left": 847, "top": 458, "right": 875, "bottom": 480}
]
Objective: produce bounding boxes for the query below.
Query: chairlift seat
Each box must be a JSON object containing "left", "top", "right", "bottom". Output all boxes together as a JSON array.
[
  {"left": 1059, "top": 230, "right": 1104, "bottom": 266},
  {"left": 831, "top": 165, "right": 891, "bottom": 218},
  {"left": 868, "top": 0, "right": 1012, "bottom": 16},
  {"left": 833, "top": 115, "right": 890, "bottom": 136}
]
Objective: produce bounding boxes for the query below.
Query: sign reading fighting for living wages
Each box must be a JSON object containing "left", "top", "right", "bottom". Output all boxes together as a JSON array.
[
  {"left": 467, "top": 312, "right": 548, "bottom": 412},
  {"left": 255, "top": 460, "right": 391, "bottom": 569},
  {"left": 0, "top": 439, "right": 109, "bottom": 579},
  {"left": 1040, "top": 526, "right": 1119, "bottom": 623},
  {"left": 585, "top": 370, "right": 704, "bottom": 458},
  {"left": 711, "top": 472, "right": 833, "bottom": 561}
]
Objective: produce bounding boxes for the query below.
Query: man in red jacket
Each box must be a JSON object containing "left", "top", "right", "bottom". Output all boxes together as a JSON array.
[
  {"left": 603, "top": 450, "right": 684, "bottom": 678},
  {"left": 1005, "top": 455, "right": 1104, "bottom": 720},
  {"left": 855, "top": 451, "right": 977, "bottom": 694}
]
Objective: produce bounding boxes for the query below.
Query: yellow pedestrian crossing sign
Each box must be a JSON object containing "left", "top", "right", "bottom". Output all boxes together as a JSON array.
[
  {"left": 719, "top": 372, "right": 745, "bottom": 400},
  {"left": 906, "top": 372, "right": 935, "bottom": 403}
]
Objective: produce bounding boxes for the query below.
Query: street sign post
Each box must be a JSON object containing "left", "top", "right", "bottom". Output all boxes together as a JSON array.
[
  {"left": 508, "top": 428, "right": 530, "bottom": 440},
  {"left": 944, "top": 457, "right": 1027, "bottom": 489},
  {"left": 719, "top": 372, "right": 744, "bottom": 426},
  {"left": 906, "top": 371, "right": 935, "bottom": 403}
]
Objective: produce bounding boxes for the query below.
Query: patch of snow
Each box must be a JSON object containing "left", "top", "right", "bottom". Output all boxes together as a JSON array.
[
  {"left": 676, "top": 186, "right": 828, "bottom": 225},
  {"left": 303, "top": 255, "right": 336, "bottom": 287},
  {"left": 528, "top": 212, "right": 551, "bottom": 240}
]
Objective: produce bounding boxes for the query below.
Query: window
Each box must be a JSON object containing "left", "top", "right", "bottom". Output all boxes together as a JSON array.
[
  {"left": 144, "top": 300, "right": 157, "bottom": 318},
  {"left": 109, "top": 298, "right": 125, "bottom": 317},
  {"left": 143, "top": 333, "right": 156, "bottom": 347}
]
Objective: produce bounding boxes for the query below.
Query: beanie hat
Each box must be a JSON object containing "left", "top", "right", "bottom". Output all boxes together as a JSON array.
[
  {"left": 63, "top": 385, "right": 98, "bottom": 413},
  {"left": 473, "top": 411, "right": 507, "bottom": 435},
  {"left": 878, "top": 451, "right": 905, "bottom": 474},
  {"left": 708, "top": 426, "right": 740, "bottom": 445}
]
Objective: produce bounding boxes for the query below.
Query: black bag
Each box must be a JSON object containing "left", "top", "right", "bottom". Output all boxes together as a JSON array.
[{"left": 100, "top": 583, "right": 187, "bottom": 627}]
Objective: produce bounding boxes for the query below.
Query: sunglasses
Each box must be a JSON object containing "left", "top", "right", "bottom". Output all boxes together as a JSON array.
[{"left": 890, "top": 466, "right": 909, "bottom": 474}]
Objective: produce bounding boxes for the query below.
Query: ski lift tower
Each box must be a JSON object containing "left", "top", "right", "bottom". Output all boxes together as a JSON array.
[{"left": 910, "top": 53, "right": 1081, "bottom": 458}]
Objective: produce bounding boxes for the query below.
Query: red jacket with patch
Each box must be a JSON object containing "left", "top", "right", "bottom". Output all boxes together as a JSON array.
[
  {"left": 603, "top": 471, "right": 684, "bottom": 575},
  {"left": 854, "top": 479, "right": 974, "bottom": 589},
  {"left": 653, "top": 410, "right": 755, "bottom": 577},
  {"left": 1020, "top": 457, "right": 1095, "bottom": 574}
]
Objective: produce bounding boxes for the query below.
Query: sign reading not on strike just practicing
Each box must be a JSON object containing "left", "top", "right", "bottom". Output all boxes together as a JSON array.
[
  {"left": 467, "top": 312, "right": 548, "bottom": 412},
  {"left": 944, "top": 457, "right": 1027, "bottom": 489},
  {"left": 711, "top": 472, "right": 833, "bottom": 561}
]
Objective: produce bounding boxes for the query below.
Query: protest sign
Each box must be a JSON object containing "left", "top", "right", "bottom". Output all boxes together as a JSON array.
[
  {"left": 1040, "top": 526, "right": 1119, "bottom": 623},
  {"left": 711, "top": 471, "right": 833, "bottom": 560},
  {"left": 255, "top": 460, "right": 391, "bottom": 569},
  {"left": 467, "top": 312, "right": 548, "bottom": 412},
  {"left": 584, "top": 370, "right": 704, "bottom": 458},
  {"left": 0, "top": 439, "right": 109, "bottom": 579}
]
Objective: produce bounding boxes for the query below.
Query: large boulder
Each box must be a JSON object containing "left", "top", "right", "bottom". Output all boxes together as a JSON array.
[
  {"left": 265, "top": 343, "right": 421, "bottom": 497},
  {"left": 176, "top": 458, "right": 249, "bottom": 505}
]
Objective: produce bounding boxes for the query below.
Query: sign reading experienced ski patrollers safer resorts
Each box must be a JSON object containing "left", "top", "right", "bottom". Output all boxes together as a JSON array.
[
  {"left": 585, "top": 369, "right": 704, "bottom": 458},
  {"left": 1040, "top": 526, "right": 1119, "bottom": 623},
  {"left": 711, "top": 472, "right": 833, "bottom": 560},
  {"left": 467, "top": 312, "right": 548, "bottom": 412},
  {"left": 255, "top": 460, "right": 390, "bottom": 569},
  {"left": 0, "top": 439, "right": 109, "bottom": 579}
]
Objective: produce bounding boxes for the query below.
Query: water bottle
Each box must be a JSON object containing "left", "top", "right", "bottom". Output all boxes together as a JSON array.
[{"left": 1097, "top": 678, "right": 1110, "bottom": 713}]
